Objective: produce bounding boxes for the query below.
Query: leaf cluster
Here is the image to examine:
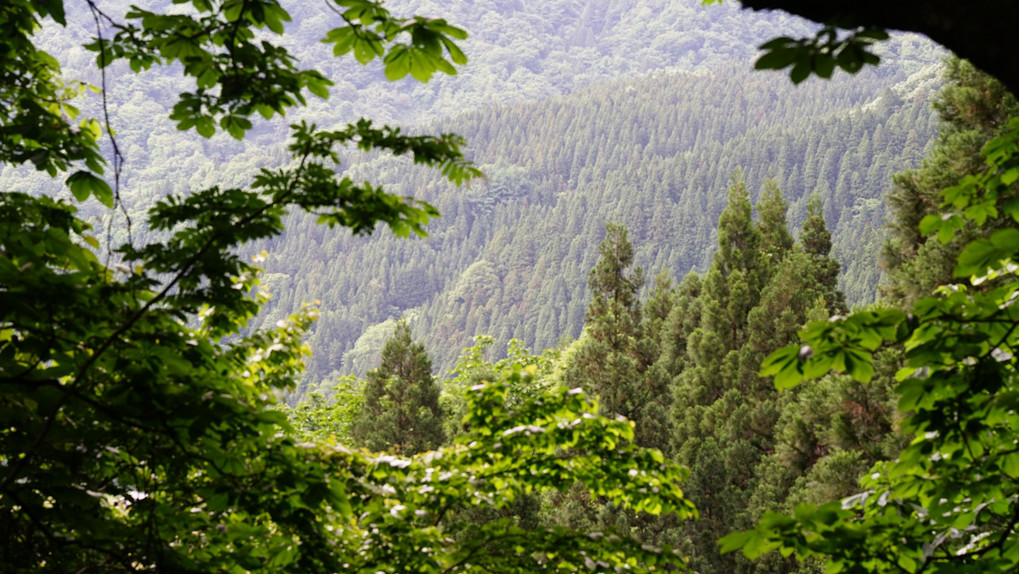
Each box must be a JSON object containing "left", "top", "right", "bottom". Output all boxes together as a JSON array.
[
  {"left": 732, "top": 117, "right": 1019, "bottom": 573},
  {"left": 755, "top": 27, "right": 889, "bottom": 84},
  {"left": 0, "top": 1, "right": 702, "bottom": 571}
]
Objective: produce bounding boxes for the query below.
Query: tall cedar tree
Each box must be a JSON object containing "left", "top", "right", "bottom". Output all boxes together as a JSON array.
[
  {"left": 551, "top": 225, "right": 681, "bottom": 552},
  {"left": 562, "top": 222, "right": 647, "bottom": 420},
  {"left": 670, "top": 178, "right": 848, "bottom": 574},
  {"left": 560, "top": 222, "right": 672, "bottom": 450},
  {"left": 669, "top": 176, "right": 768, "bottom": 574},
  {"left": 351, "top": 322, "right": 445, "bottom": 454}
]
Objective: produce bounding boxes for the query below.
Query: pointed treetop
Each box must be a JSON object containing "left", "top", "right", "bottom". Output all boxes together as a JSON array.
[
  {"left": 715, "top": 171, "right": 761, "bottom": 278},
  {"left": 588, "top": 222, "right": 644, "bottom": 323},
  {"left": 800, "top": 191, "right": 834, "bottom": 258},
  {"left": 352, "top": 320, "right": 444, "bottom": 455},
  {"left": 756, "top": 179, "right": 794, "bottom": 263}
]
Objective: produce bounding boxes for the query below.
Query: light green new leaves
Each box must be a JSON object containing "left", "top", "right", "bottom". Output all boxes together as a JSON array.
[
  {"left": 279, "top": 367, "right": 698, "bottom": 573},
  {"left": 955, "top": 228, "right": 1019, "bottom": 277},
  {"left": 923, "top": 117, "right": 1019, "bottom": 263},
  {"left": 761, "top": 309, "right": 904, "bottom": 388},
  {"left": 461, "top": 377, "right": 695, "bottom": 519},
  {"left": 0, "top": 3, "right": 104, "bottom": 176},
  {"left": 322, "top": 1, "right": 468, "bottom": 83},
  {"left": 90, "top": 1, "right": 466, "bottom": 139}
]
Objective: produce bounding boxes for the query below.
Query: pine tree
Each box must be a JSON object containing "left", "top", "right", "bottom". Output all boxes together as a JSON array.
[
  {"left": 756, "top": 179, "right": 794, "bottom": 270},
  {"left": 705, "top": 173, "right": 763, "bottom": 351},
  {"left": 799, "top": 191, "right": 846, "bottom": 313},
  {"left": 674, "top": 173, "right": 763, "bottom": 412},
  {"left": 550, "top": 226, "right": 681, "bottom": 557},
  {"left": 351, "top": 322, "right": 445, "bottom": 454},
  {"left": 560, "top": 223, "right": 669, "bottom": 449},
  {"left": 668, "top": 180, "right": 852, "bottom": 573},
  {"left": 668, "top": 177, "right": 771, "bottom": 574},
  {"left": 586, "top": 222, "right": 644, "bottom": 340}
]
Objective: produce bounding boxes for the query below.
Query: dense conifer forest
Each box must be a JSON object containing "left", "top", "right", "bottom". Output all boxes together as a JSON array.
[
  {"left": 264, "top": 66, "right": 941, "bottom": 384},
  {"left": 0, "top": 0, "right": 944, "bottom": 385},
  {"left": 8, "top": 0, "right": 1019, "bottom": 573}
]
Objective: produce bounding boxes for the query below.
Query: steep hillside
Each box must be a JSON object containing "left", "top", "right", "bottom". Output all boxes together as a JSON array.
[
  {"left": 256, "top": 65, "right": 942, "bottom": 386},
  {"left": 0, "top": 1, "right": 943, "bottom": 387}
]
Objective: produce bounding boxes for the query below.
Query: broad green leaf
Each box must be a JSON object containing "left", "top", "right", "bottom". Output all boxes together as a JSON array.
[
  {"left": 384, "top": 46, "right": 411, "bottom": 81},
  {"left": 845, "top": 348, "right": 874, "bottom": 382},
  {"left": 719, "top": 530, "right": 755, "bottom": 554},
  {"left": 66, "top": 170, "right": 114, "bottom": 207},
  {"left": 325, "top": 26, "right": 358, "bottom": 57},
  {"left": 813, "top": 54, "right": 836, "bottom": 79},
  {"left": 789, "top": 58, "right": 812, "bottom": 84},
  {"left": 754, "top": 48, "right": 798, "bottom": 71},
  {"left": 897, "top": 553, "right": 917, "bottom": 573},
  {"left": 1002, "top": 167, "right": 1019, "bottom": 185}
]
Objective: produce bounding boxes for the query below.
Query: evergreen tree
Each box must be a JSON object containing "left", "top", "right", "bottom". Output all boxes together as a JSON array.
[
  {"left": 669, "top": 180, "right": 850, "bottom": 573},
  {"left": 551, "top": 227, "right": 682, "bottom": 555},
  {"left": 799, "top": 192, "right": 846, "bottom": 313},
  {"left": 706, "top": 172, "right": 764, "bottom": 351},
  {"left": 669, "top": 177, "right": 771, "bottom": 574},
  {"left": 674, "top": 173, "right": 763, "bottom": 412},
  {"left": 882, "top": 58, "right": 1019, "bottom": 306},
  {"left": 656, "top": 272, "right": 703, "bottom": 378},
  {"left": 757, "top": 179, "right": 795, "bottom": 268},
  {"left": 351, "top": 322, "right": 445, "bottom": 454},
  {"left": 560, "top": 223, "right": 670, "bottom": 449},
  {"left": 728, "top": 53, "right": 1019, "bottom": 574},
  {"left": 586, "top": 222, "right": 645, "bottom": 340}
]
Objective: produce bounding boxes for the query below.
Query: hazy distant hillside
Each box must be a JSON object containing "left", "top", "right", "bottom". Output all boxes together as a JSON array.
[
  {"left": 367, "top": 0, "right": 938, "bottom": 122},
  {"left": 0, "top": 0, "right": 944, "bottom": 388},
  {"left": 254, "top": 64, "right": 942, "bottom": 388},
  {"left": 2, "top": 0, "right": 937, "bottom": 198}
]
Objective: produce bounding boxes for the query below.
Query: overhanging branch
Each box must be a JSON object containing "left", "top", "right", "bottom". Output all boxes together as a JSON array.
[{"left": 739, "top": 0, "right": 1019, "bottom": 96}]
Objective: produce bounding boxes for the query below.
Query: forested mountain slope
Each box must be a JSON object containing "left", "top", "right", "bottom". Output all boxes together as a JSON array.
[
  {"left": 0, "top": 0, "right": 943, "bottom": 387},
  {"left": 259, "top": 65, "right": 942, "bottom": 386}
]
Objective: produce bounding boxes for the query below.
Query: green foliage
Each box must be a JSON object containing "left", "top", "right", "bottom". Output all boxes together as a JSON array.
[
  {"left": 755, "top": 27, "right": 889, "bottom": 84},
  {"left": 0, "top": 1, "right": 104, "bottom": 176},
  {"left": 703, "top": 1, "right": 894, "bottom": 85},
  {"left": 443, "top": 335, "right": 558, "bottom": 440},
  {"left": 322, "top": 1, "right": 467, "bottom": 83},
  {"left": 87, "top": 0, "right": 467, "bottom": 139},
  {"left": 350, "top": 321, "right": 445, "bottom": 454},
  {"left": 285, "top": 375, "right": 364, "bottom": 442},
  {"left": 884, "top": 59, "right": 1019, "bottom": 306},
  {"left": 732, "top": 85, "right": 1019, "bottom": 574},
  {"left": 667, "top": 176, "right": 850, "bottom": 573},
  {"left": 0, "top": 1, "right": 702, "bottom": 571},
  {"left": 558, "top": 223, "right": 670, "bottom": 450},
  {"left": 1, "top": 186, "right": 330, "bottom": 569}
]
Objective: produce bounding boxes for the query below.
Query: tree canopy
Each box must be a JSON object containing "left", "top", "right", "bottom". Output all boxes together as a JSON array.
[
  {"left": 0, "top": 1, "right": 698, "bottom": 571},
  {"left": 718, "top": 3, "right": 1019, "bottom": 572},
  {"left": 10, "top": 0, "right": 1019, "bottom": 571},
  {"left": 350, "top": 321, "right": 445, "bottom": 454}
]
